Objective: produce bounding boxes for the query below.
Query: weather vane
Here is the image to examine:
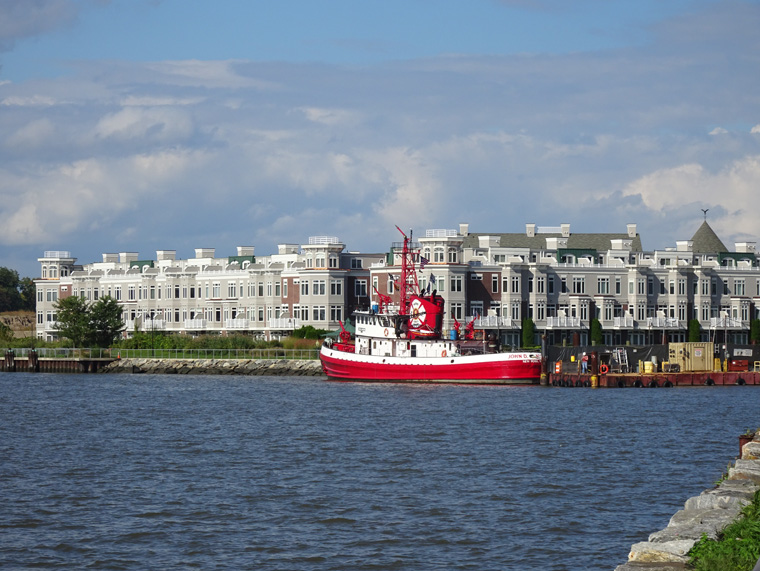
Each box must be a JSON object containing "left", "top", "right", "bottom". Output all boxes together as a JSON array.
[{"left": 701, "top": 208, "right": 709, "bottom": 220}]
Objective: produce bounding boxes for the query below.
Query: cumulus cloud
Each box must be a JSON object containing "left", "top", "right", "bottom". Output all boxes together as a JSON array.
[
  {"left": 621, "top": 155, "right": 760, "bottom": 244},
  {"left": 3, "top": 1, "right": 760, "bottom": 277}
]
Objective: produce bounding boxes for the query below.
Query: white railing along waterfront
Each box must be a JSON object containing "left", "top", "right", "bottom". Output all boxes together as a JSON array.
[{"left": 2, "top": 347, "right": 320, "bottom": 360}]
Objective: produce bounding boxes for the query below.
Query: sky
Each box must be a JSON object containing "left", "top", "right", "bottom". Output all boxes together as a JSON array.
[{"left": 1, "top": 0, "right": 760, "bottom": 278}]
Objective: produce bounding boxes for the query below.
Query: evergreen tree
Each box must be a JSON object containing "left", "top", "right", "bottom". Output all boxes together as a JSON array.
[
  {"left": 89, "top": 296, "right": 125, "bottom": 347},
  {"left": 750, "top": 319, "right": 760, "bottom": 345},
  {"left": 688, "top": 319, "right": 702, "bottom": 342},
  {"left": 521, "top": 318, "right": 535, "bottom": 348},
  {"left": 590, "top": 318, "right": 603, "bottom": 345}
]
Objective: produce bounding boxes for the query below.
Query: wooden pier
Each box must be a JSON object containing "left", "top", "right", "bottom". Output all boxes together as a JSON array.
[
  {"left": 2, "top": 350, "right": 116, "bottom": 373},
  {"left": 548, "top": 371, "right": 760, "bottom": 388}
]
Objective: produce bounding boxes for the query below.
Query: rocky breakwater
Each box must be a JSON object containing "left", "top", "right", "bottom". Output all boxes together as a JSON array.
[
  {"left": 100, "top": 358, "right": 324, "bottom": 377},
  {"left": 615, "top": 435, "right": 760, "bottom": 570}
]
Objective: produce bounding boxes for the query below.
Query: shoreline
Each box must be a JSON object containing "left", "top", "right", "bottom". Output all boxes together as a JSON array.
[
  {"left": 99, "top": 357, "right": 324, "bottom": 376},
  {"left": 614, "top": 435, "right": 760, "bottom": 570}
]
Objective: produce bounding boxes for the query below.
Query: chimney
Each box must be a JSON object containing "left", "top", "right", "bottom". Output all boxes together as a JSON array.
[
  {"left": 627, "top": 223, "right": 637, "bottom": 238},
  {"left": 459, "top": 223, "right": 469, "bottom": 236},
  {"left": 526, "top": 223, "right": 536, "bottom": 238}
]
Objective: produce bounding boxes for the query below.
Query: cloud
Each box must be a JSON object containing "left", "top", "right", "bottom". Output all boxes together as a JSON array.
[
  {"left": 0, "top": 0, "right": 78, "bottom": 51},
  {"left": 3, "top": 1, "right": 760, "bottom": 278},
  {"left": 621, "top": 155, "right": 760, "bottom": 244}
]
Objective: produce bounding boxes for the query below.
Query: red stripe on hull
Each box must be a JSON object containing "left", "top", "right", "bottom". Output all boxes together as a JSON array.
[{"left": 320, "top": 349, "right": 541, "bottom": 384}]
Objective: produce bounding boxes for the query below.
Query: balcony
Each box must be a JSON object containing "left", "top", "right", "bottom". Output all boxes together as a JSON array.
[
  {"left": 268, "top": 318, "right": 301, "bottom": 330},
  {"left": 225, "top": 318, "right": 250, "bottom": 329},
  {"left": 613, "top": 316, "right": 634, "bottom": 328},
  {"left": 142, "top": 319, "right": 166, "bottom": 331},
  {"left": 184, "top": 319, "right": 208, "bottom": 329},
  {"left": 709, "top": 317, "right": 747, "bottom": 330},
  {"left": 545, "top": 316, "right": 585, "bottom": 329},
  {"left": 645, "top": 317, "right": 682, "bottom": 329},
  {"left": 469, "top": 315, "right": 519, "bottom": 329},
  {"left": 44, "top": 321, "right": 58, "bottom": 331}
]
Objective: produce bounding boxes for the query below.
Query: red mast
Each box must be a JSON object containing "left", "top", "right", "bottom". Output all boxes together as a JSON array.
[{"left": 395, "top": 226, "right": 420, "bottom": 316}]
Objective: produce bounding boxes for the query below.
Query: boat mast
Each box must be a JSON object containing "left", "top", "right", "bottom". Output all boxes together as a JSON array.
[{"left": 395, "top": 226, "right": 419, "bottom": 316}]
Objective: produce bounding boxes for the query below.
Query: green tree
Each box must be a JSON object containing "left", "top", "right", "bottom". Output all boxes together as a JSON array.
[
  {"left": 590, "top": 318, "right": 603, "bottom": 345},
  {"left": 19, "top": 277, "right": 36, "bottom": 311},
  {"left": 688, "top": 319, "right": 702, "bottom": 342},
  {"left": 0, "top": 267, "right": 23, "bottom": 312},
  {"left": 751, "top": 319, "right": 760, "bottom": 345},
  {"left": 53, "top": 295, "right": 91, "bottom": 347},
  {"left": 521, "top": 318, "right": 536, "bottom": 348},
  {"left": 0, "top": 320, "right": 12, "bottom": 344},
  {"left": 89, "top": 296, "right": 125, "bottom": 347}
]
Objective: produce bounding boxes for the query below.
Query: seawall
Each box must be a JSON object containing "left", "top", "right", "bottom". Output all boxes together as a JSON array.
[
  {"left": 99, "top": 358, "right": 324, "bottom": 376},
  {"left": 614, "top": 435, "right": 760, "bottom": 570}
]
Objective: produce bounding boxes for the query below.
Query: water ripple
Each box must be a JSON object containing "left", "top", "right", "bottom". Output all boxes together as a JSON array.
[{"left": 1, "top": 374, "right": 758, "bottom": 570}]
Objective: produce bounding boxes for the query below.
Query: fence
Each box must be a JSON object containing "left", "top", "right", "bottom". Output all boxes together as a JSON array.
[{"left": 1, "top": 347, "right": 321, "bottom": 361}]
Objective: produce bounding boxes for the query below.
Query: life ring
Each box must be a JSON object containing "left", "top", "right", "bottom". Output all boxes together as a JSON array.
[
  {"left": 383, "top": 328, "right": 389, "bottom": 337},
  {"left": 441, "top": 350, "right": 447, "bottom": 357},
  {"left": 599, "top": 364, "right": 609, "bottom": 375}
]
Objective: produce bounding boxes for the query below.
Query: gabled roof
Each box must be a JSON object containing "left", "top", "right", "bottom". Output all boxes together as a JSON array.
[
  {"left": 690, "top": 221, "right": 728, "bottom": 253},
  {"left": 462, "top": 232, "right": 643, "bottom": 252}
]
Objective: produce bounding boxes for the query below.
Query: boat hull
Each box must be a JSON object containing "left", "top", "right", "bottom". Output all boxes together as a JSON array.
[{"left": 320, "top": 346, "right": 541, "bottom": 384}]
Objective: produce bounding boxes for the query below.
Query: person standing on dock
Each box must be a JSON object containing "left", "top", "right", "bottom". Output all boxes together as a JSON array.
[{"left": 581, "top": 352, "right": 588, "bottom": 374}]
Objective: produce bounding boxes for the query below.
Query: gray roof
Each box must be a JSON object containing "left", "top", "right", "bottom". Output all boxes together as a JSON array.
[
  {"left": 690, "top": 221, "right": 728, "bottom": 253},
  {"left": 462, "top": 232, "right": 643, "bottom": 252}
]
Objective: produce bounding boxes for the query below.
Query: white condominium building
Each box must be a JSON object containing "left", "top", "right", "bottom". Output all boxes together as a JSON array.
[{"left": 35, "top": 220, "right": 760, "bottom": 346}]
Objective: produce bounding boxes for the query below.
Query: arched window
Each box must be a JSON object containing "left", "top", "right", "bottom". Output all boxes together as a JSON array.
[
  {"left": 42, "top": 266, "right": 47, "bottom": 278},
  {"left": 50, "top": 267, "right": 58, "bottom": 278}
]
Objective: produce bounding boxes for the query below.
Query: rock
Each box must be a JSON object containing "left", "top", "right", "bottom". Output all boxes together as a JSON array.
[
  {"left": 628, "top": 539, "right": 695, "bottom": 564},
  {"left": 615, "top": 562, "right": 689, "bottom": 571},
  {"left": 742, "top": 441, "right": 760, "bottom": 460},
  {"left": 729, "top": 459, "right": 760, "bottom": 484}
]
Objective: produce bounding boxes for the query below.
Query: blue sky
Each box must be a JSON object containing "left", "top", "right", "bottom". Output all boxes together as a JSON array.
[{"left": 1, "top": 0, "right": 759, "bottom": 277}]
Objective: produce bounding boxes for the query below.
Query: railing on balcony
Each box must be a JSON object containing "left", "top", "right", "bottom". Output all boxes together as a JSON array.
[
  {"left": 184, "top": 319, "right": 208, "bottom": 329},
  {"left": 645, "top": 317, "right": 682, "bottom": 329},
  {"left": 142, "top": 319, "right": 166, "bottom": 330},
  {"left": 44, "top": 321, "right": 58, "bottom": 331},
  {"left": 268, "top": 318, "right": 301, "bottom": 329},
  {"left": 469, "top": 315, "right": 518, "bottom": 328},
  {"left": 613, "top": 316, "right": 634, "bottom": 328},
  {"left": 225, "top": 318, "right": 250, "bottom": 329},
  {"left": 545, "top": 316, "right": 584, "bottom": 328},
  {"left": 710, "top": 317, "right": 747, "bottom": 329}
]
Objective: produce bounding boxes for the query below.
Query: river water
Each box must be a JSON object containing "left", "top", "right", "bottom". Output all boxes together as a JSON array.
[{"left": 1, "top": 373, "right": 758, "bottom": 570}]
